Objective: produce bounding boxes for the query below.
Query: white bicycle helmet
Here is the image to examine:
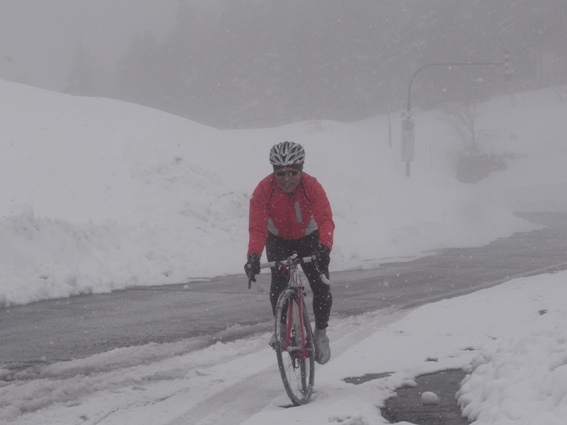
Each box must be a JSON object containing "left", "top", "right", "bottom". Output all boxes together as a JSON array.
[{"left": 269, "top": 141, "right": 305, "bottom": 169}]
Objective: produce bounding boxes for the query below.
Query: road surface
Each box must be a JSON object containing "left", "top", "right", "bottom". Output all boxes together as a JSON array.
[{"left": 2, "top": 212, "right": 567, "bottom": 366}]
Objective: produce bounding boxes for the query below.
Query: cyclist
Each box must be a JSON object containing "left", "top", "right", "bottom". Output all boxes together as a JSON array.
[{"left": 244, "top": 141, "right": 335, "bottom": 364}]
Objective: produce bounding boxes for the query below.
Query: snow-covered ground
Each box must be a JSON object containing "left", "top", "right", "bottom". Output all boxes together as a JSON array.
[{"left": 1, "top": 80, "right": 567, "bottom": 424}]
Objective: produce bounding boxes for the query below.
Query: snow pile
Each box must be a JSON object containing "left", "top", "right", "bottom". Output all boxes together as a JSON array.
[
  {"left": 5, "top": 79, "right": 561, "bottom": 306},
  {"left": 459, "top": 300, "right": 567, "bottom": 424}
]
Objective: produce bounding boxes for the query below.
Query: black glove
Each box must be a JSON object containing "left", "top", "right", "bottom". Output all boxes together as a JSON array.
[
  {"left": 244, "top": 253, "right": 261, "bottom": 282},
  {"left": 316, "top": 244, "right": 330, "bottom": 274}
]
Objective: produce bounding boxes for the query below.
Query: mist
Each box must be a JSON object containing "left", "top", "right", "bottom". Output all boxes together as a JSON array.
[{"left": 1, "top": 0, "right": 566, "bottom": 129}]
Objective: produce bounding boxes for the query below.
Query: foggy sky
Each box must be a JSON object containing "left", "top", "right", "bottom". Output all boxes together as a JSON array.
[
  {"left": 1, "top": 1, "right": 565, "bottom": 128},
  {"left": 0, "top": 0, "right": 181, "bottom": 88}
]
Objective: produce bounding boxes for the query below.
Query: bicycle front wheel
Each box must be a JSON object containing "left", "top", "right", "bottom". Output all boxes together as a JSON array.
[{"left": 274, "top": 288, "right": 315, "bottom": 405}]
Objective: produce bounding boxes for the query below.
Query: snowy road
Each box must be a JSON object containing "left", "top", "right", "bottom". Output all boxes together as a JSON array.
[
  {"left": 2, "top": 213, "right": 567, "bottom": 366},
  {"left": 2, "top": 213, "right": 567, "bottom": 424},
  {"left": 1, "top": 307, "right": 407, "bottom": 425}
]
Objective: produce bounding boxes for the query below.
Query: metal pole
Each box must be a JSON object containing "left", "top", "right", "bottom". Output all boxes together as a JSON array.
[
  {"left": 406, "top": 62, "right": 505, "bottom": 114},
  {"left": 404, "top": 61, "right": 506, "bottom": 178}
]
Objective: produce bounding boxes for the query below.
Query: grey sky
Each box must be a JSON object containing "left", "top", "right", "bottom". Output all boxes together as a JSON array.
[
  {"left": 1, "top": 1, "right": 565, "bottom": 128},
  {"left": 0, "top": 0, "right": 179, "bottom": 88}
]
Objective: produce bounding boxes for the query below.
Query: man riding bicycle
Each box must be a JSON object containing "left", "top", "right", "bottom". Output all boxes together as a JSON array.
[{"left": 244, "top": 141, "right": 335, "bottom": 364}]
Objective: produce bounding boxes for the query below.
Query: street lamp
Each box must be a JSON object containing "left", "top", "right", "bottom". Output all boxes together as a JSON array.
[{"left": 403, "top": 59, "right": 507, "bottom": 177}]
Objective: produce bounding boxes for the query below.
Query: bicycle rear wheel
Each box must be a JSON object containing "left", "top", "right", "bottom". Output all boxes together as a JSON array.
[{"left": 274, "top": 288, "right": 315, "bottom": 405}]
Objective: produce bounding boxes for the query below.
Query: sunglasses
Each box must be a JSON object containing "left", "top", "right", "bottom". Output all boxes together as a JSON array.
[{"left": 275, "top": 170, "right": 300, "bottom": 177}]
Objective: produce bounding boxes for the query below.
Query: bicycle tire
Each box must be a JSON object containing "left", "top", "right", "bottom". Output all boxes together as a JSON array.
[{"left": 274, "top": 288, "right": 315, "bottom": 405}]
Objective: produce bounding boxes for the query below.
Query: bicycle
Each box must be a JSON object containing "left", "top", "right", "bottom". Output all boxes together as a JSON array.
[{"left": 249, "top": 253, "right": 326, "bottom": 405}]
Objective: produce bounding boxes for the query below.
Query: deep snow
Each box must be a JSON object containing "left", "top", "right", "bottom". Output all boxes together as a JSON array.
[{"left": 1, "top": 80, "right": 567, "bottom": 424}]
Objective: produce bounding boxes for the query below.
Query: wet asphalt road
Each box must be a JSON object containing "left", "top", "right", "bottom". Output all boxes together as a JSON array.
[
  {"left": 1, "top": 212, "right": 567, "bottom": 366},
  {"left": 381, "top": 369, "right": 470, "bottom": 425}
]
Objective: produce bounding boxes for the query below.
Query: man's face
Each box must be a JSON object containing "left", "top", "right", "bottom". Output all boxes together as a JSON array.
[{"left": 274, "top": 167, "right": 301, "bottom": 193}]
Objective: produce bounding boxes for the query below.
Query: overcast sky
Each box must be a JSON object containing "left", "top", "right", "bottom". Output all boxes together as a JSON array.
[
  {"left": 0, "top": 0, "right": 183, "bottom": 89},
  {"left": 2, "top": 1, "right": 565, "bottom": 128}
]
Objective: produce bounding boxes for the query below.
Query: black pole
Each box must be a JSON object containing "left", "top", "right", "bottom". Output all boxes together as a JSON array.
[{"left": 406, "top": 62, "right": 505, "bottom": 113}]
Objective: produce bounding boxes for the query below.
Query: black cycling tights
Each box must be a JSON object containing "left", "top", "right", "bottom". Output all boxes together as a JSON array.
[{"left": 266, "top": 231, "right": 332, "bottom": 330}]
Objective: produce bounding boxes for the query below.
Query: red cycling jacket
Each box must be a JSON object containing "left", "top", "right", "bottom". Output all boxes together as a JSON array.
[{"left": 247, "top": 172, "right": 334, "bottom": 256}]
